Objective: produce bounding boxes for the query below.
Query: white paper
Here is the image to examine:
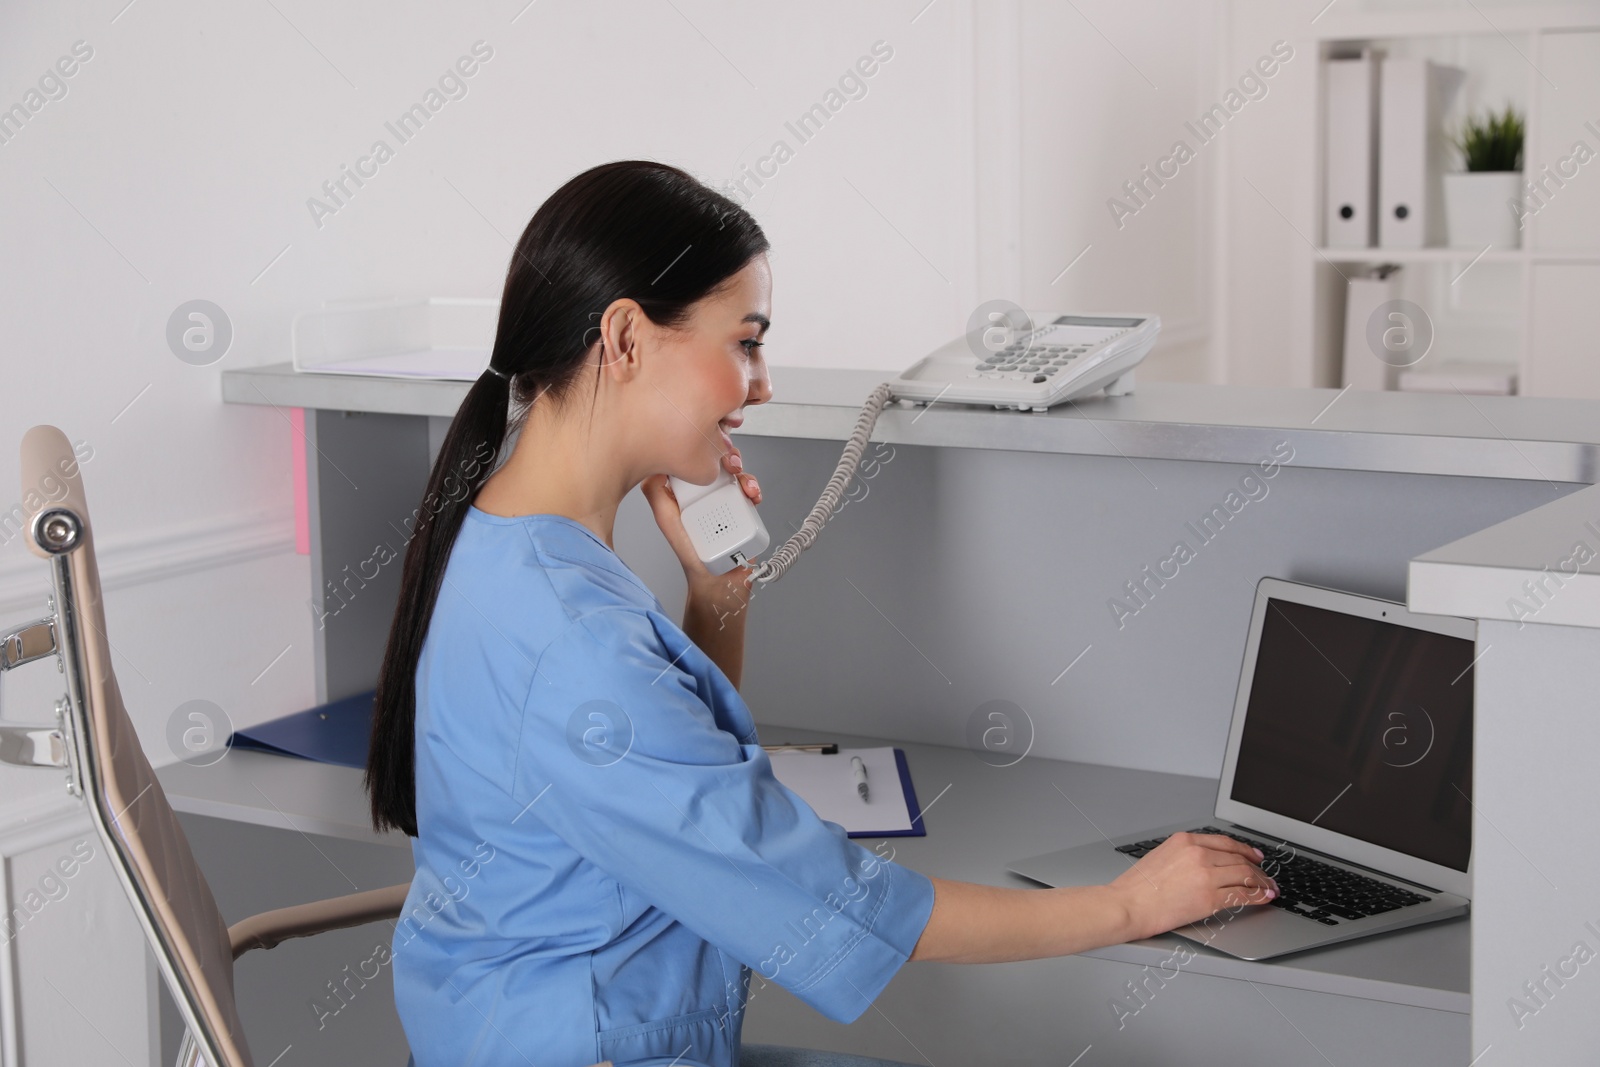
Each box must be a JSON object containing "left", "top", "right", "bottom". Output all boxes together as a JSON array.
[{"left": 764, "top": 746, "right": 914, "bottom": 835}]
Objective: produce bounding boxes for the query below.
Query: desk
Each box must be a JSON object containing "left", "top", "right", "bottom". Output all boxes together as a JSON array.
[
  {"left": 210, "top": 362, "right": 1600, "bottom": 1062},
  {"left": 1410, "top": 480, "right": 1600, "bottom": 1060},
  {"left": 160, "top": 730, "right": 1468, "bottom": 1065}
]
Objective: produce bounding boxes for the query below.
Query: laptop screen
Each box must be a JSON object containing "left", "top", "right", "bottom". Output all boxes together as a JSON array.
[{"left": 1229, "top": 597, "right": 1474, "bottom": 872}]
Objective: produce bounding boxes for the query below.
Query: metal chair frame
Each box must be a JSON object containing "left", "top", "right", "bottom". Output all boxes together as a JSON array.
[{"left": 1, "top": 426, "right": 410, "bottom": 1067}]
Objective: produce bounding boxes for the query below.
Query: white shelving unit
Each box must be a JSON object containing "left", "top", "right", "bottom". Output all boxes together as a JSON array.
[{"left": 1308, "top": 3, "right": 1600, "bottom": 398}]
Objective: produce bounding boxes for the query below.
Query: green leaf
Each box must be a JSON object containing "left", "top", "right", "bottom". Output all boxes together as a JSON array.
[{"left": 1450, "top": 104, "right": 1524, "bottom": 172}]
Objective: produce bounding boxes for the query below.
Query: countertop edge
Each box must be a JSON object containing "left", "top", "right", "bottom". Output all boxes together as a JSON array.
[{"left": 221, "top": 363, "right": 1600, "bottom": 484}]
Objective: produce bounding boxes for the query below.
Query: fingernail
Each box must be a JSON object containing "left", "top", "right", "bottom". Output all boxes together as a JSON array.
[
  {"left": 1253, "top": 848, "right": 1264, "bottom": 860},
  {"left": 1266, "top": 889, "right": 1275, "bottom": 899},
  {"left": 748, "top": 478, "right": 759, "bottom": 493},
  {"left": 728, "top": 454, "right": 743, "bottom": 471}
]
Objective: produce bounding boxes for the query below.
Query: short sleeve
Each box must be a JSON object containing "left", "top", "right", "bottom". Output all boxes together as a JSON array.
[{"left": 511, "top": 606, "right": 936, "bottom": 1023}]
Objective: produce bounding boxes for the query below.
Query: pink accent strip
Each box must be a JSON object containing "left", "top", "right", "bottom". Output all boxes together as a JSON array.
[{"left": 291, "top": 408, "right": 310, "bottom": 555}]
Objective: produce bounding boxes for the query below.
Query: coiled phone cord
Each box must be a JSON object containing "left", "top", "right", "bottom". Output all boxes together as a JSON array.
[{"left": 748, "top": 380, "right": 897, "bottom": 586}]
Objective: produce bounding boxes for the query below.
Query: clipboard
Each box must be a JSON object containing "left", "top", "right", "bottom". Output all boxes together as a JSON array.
[{"left": 763, "top": 746, "right": 926, "bottom": 838}]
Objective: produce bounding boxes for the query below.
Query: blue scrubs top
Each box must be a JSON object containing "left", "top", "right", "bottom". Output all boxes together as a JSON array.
[{"left": 393, "top": 508, "right": 936, "bottom": 1067}]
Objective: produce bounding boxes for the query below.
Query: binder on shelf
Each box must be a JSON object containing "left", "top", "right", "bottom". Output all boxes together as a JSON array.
[
  {"left": 1342, "top": 264, "right": 1403, "bottom": 391},
  {"left": 764, "top": 746, "right": 926, "bottom": 838},
  {"left": 1379, "top": 58, "right": 1465, "bottom": 248},
  {"left": 1325, "top": 53, "right": 1380, "bottom": 248}
]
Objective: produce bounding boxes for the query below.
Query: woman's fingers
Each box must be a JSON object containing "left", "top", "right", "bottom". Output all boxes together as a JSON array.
[
  {"left": 724, "top": 450, "right": 760, "bottom": 503},
  {"left": 641, "top": 474, "right": 685, "bottom": 523},
  {"left": 1217, "top": 869, "right": 1278, "bottom": 909},
  {"left": 640, "top": 476, "right": 686, "bottom": 544},
  {"left": 1193, "top": 833, "right": 1280, "bottom": 893},
  {"left": 1210, "top": 865, "right": 1278, "bottom": 915},
  {"left": 640, "top": 474, "right": 710, "bottom": 576},
  {"left": 639, "top": 473, "right": 673, "bottom": 513},
  {"left": 1181, "top": 830, "right": 1265, "bottom": 862},
  {"left": 1190, "top": 857, "right": 1277, "bottom": 923},
  {"left": 1192, "top": 840, "right": 1278, "bottom": 890}
]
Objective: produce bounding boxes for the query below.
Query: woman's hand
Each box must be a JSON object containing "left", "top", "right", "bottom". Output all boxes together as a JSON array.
[
  {"left": 1108, "top": 832, "right": 1279, "bottom": 942},
  {"left": 640, "top": 448, "right": 763, "bottom": 602}
]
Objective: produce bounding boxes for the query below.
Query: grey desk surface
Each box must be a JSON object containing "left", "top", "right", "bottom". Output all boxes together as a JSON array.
[
  {"left": 157, "top": 726, "right": 1468, "bottom": 1015},
  {"left": 223, "top": 362, "right": 1600, "bottom": 483}
]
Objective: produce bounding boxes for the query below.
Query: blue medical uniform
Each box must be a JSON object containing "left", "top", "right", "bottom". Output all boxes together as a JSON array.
[{"left": 393, "top": 508, "right": 936, "bottom": 1067}]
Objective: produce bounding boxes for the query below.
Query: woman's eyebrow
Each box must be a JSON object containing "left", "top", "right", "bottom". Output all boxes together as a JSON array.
[{"left": 742, "top": 312, "right": 771, "bottom": 334}]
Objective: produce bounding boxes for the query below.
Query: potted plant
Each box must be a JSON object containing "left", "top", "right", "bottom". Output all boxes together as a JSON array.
[{"left": 1444, "top": 103, "right": 1524, "bottom": 248}]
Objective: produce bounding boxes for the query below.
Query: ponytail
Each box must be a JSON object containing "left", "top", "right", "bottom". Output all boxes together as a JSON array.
[{"left": 366, "top": 368, "right": 510, "bottom": 835}]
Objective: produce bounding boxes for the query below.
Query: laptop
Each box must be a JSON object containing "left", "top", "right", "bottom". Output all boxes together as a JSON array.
[{"left": 1008, "top": 577, "right": 1476, "bottom": 960}]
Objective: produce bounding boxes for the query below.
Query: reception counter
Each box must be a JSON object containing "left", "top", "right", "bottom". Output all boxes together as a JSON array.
[{"left": 189, "top": 362, "right": 1600, "bottom": 1063}]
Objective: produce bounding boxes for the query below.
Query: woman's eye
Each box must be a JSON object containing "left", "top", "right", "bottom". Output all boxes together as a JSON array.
[{"left": 740, "top": 339, "right": 764, "bottom": 358}]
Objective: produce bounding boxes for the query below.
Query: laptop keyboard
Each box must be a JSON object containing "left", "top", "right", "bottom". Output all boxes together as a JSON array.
[{"left": 1114, "top": 825, "right": 1432, "bottom": 926}]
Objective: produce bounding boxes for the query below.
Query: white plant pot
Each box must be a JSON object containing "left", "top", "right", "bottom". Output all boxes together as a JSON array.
[{"left": 1443, "top": 171, "right": 1523, "bottom": 249}]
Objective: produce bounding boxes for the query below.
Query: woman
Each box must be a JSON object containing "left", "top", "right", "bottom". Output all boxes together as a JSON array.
[{"left": 365, "top": 160, "right": 1277, "bottom": 1067}]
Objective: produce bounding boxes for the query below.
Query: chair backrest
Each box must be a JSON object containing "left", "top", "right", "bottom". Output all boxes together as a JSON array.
[{"left": 21, "top": 425, "right": 253, "bottom": 1067}]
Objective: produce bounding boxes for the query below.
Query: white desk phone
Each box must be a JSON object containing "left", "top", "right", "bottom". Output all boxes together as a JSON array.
[{"left": 669, "top": 310, "right": 1160, "bottom": 583}]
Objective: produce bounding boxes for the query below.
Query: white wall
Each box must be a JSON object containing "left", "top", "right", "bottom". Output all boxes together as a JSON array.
[
  {"left": 0, "top": 0, "right": 1237, "bottom": 798},
  {"left": 0, "top": 1, "right": 1232, "bottom": 1061}
]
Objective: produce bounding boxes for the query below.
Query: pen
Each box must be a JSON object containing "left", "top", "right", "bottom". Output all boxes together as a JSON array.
[
  {"left": 761, "top": 742, "right": 838, "bottom": 754},
  {"left": 851, "top": 755, "right": 869, "bottom": 802}
]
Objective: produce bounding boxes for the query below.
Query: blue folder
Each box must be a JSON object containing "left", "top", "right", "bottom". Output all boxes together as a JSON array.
[{"left": 229, "top": 689, "right": 375, "bottom": 769}]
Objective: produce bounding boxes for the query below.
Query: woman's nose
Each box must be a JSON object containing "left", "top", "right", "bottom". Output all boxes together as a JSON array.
[{"left": 747, "top": 363, "right": 773, "bottom": 406}]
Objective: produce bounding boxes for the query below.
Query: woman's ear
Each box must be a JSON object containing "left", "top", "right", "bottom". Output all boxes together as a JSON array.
[{"left": 598, "top": 299, "right": 647, "bottom": 382}]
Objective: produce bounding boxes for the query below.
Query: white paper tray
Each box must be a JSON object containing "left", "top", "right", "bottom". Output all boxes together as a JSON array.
[{"left": 292, "top": 298, "right": 498, "bottom": 381}]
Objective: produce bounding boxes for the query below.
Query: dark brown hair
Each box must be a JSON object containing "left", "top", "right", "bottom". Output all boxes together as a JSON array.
[{"left": 365, "top": 160, "right": 770, "bottom": 835}]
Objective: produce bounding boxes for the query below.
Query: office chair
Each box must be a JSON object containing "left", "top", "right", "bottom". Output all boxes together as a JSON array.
[{"left": 0, "top": 425, "right": 613, "bottom": 1067}]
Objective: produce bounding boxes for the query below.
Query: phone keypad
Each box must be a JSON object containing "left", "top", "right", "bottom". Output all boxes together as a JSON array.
[{"left": 971, "top": 344, "right": 1092, "bottom": 380}]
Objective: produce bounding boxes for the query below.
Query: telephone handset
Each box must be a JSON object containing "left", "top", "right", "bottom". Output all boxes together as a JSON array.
[
  {"left": 666, "top": 464, "right": 771, "bottom": 576},
  {"left": 667, "top": 382, "right": 893, "bottom": 584},
  {"left": 669, "top": 312, "right": 1159, "bottom": 584}
]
